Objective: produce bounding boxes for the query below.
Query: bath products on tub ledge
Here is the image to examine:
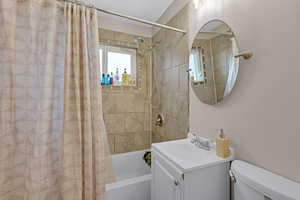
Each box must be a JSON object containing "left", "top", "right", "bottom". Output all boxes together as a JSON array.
[
  {"left": 100, "top": 68, "right": 136, "bottom": 86},
  {"left": 101, "top": 74, "right": 111, "bottom": 86},
  {"left": 216, "top": 129, "right": 230, "bottom": 158}
]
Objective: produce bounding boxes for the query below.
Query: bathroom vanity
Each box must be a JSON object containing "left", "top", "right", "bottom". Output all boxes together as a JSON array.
[{"left": 151, "top": 139, "right": 234, "bottom": 200}]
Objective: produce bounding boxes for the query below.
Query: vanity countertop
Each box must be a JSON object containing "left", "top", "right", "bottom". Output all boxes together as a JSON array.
[{"left": 152, "top": 139, "right": 234, "bottom": 173}]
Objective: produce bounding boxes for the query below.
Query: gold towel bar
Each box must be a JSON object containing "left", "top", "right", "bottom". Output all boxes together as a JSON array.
[{"left": 235, "top": 51, "right": 253, "bottom": 60}]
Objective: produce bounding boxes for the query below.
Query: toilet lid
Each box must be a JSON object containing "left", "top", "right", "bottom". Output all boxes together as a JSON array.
[{"left": 231, "top": 160, "right": 300, "bottom": 200}]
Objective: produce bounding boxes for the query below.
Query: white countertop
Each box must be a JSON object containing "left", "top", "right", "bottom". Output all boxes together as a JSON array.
[{"left": 152, "top": 139, "right": 234, "bottom": 173}]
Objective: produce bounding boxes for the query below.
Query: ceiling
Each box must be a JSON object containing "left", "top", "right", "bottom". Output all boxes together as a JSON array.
[{"left": 86, "top": 0, "right": 175, "bottom": 22}]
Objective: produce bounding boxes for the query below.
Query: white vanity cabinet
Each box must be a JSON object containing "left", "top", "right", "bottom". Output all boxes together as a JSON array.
[
  {"left": 151, "top": 139, "right": 234, "bottom": 200},
  {"left": 152, "top": 151, "right": 184, "bottom": 200}
]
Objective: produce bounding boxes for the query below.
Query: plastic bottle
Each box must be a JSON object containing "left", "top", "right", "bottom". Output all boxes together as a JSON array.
[
  {"left": 114, "top": 68, "right": 120, "bottom": 85},
  {"left": 101, "top": 74, "right": 105, "bottom": 86},
  {"left": 106, "top": 74, "right": 111, "bottom": 86},
  {"left": 110, "top": 72, "right": 114, "bottom": 85},
  {"left": 122, "top": 68, "right": 129, "bottom": 86}
]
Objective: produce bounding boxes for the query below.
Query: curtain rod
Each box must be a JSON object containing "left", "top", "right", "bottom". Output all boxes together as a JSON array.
[{"left": 58, "top": 0, "right": 187, "bottom": 34}]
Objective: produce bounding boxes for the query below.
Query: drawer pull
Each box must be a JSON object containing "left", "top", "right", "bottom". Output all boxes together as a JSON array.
[{"left": 174, "top": 180, "right": 179, "bottom": 186}]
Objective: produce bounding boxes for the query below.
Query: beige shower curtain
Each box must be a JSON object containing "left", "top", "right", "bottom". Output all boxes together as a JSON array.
[
  {"left": 63, "top": 2, "right": 114, "bottom": 200},
  {"left": 0, "top": 0, "right": 113, "bottom": 200}
]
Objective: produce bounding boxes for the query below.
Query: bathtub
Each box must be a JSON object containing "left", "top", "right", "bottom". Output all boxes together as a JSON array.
[{"left": 105, "top": 150, "right": 151, "bottom": 200}]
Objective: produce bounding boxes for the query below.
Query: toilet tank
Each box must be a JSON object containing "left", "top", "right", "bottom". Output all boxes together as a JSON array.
[{"left": 231, "top": 160, "right": 300, "bottom": 200}]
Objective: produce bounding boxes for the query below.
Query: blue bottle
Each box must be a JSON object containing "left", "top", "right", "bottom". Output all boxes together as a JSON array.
[
  {"left": 101, "top": 74, "right": 105, "bottom": 85},
  {"left": 106, "top": 74, "right": 111, "bottom": 86}
]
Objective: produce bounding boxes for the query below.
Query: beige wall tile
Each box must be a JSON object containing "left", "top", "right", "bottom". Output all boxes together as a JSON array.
[
  {"left": 100, "top": 28, "right": 151, "bottom": 154},
  {"left": 103, "top": 114, "right": 125, "bottom": 134},
  {"left": 107, "top": 135, "right": 115, "bottom": 154},
  {"left": 151, "top": 6, "right": 190, "bottom": 144},
  {"left": 133, "top": 131, "right": 151, "bottom": 150},
  {"left": 114, "top": 131, "right": 150, "bottom": 154},
  {"left": 151, "top": 131, "right": 162, "bottom": 143},
  {"left": 125, "top": 113, "right": 145, "bottom": 132},
  {"left": 114, "top": 134, "right": 135, "bottom": 153}
]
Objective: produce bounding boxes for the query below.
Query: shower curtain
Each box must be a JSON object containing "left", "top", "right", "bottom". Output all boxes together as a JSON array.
[
  {"left": 224, "top": 38, "right": 239, "bottom": 96},
  {"left": 63, "top": 2, "right": 114, "bottom": 200},
  {"left": 0, "top": 0, "right": 113, "bottom": 200}
]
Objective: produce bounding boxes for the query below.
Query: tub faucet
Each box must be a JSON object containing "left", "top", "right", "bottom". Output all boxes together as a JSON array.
[{"left": 155, "top": 114, "right": 164, "bottom": 127}]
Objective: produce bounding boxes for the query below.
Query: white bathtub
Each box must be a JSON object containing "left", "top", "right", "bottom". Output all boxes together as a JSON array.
[{"left": 105, "top": 150, "right": 151, "bottom": 200}]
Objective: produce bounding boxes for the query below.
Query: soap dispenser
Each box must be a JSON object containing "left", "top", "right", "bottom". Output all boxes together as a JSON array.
[{"left": 216, "top": 129, "right": 230, "bottom": 158}]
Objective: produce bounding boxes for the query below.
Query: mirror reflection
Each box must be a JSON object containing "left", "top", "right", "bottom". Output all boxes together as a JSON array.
[{"left": 189, "top": 20, "right": 239, "bottom": 105}]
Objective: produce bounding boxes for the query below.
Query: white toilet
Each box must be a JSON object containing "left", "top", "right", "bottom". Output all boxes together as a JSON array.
[{"left": 231, "top": 160, "right": 300, "bottom": 200}]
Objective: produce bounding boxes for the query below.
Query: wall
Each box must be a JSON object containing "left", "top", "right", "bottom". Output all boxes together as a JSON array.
[
  {"left": 98, "top": 15, "right": 153, "bottom": 37},
  {"left": 99, "top": 29, "right": 152, "bottom": 154},
  {"left": 151, "top": 9, "right": 190, "bottom": 142},
  {"left": 153, "top": 0, "right": 190, "bottom": 36},
  {"left": 156, "top": 0, "right": 300, "bottom": 182}
]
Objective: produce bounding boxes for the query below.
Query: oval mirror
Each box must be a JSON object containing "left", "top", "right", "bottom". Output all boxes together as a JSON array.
[{"left": 189, "top": 20, "right": 239, "bottom": 105}]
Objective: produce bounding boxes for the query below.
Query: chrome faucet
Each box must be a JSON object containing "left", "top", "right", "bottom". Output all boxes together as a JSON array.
[{"left": 190, "top": 133, "right": 212, "bottom": 151}]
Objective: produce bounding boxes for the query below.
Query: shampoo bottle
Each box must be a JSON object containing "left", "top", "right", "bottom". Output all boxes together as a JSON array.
[
  {"left": 101, "top": 74, "right": 105, "bottom": 86},
  {"left": 106, "top": 74, "right": 111, "bottom": 86},
  {"left": 122, "top": 68, "right": 129, "bottom": 86},
  {"left": 216, "top": 129, "right": 230, "bottom": 158},
  {"left": 110, "top": 72, "right": 114, "bottom": 85},
  {"left": 114, "top": 68, "right": 120, "bottom": 85}
]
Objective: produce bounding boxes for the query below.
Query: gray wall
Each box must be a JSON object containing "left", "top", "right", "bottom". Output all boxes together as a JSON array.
[{"left": 156, "top": 0, "right": 300, "bottom": 182}]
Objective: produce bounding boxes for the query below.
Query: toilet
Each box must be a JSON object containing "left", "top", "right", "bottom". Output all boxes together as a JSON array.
[{"left": 231, "top": 160, "right": 300, "bottom": 200}]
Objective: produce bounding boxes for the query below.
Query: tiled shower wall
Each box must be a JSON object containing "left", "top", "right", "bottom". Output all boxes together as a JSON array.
[
  {"left": 100, "top": 7, "right": 191, "bottom": 150},
  {"left": 99, "top": 29, "right": 152, "bottom": 154},
  {"left": 151, "top": 7, "right": 190, "bottom": 142}
]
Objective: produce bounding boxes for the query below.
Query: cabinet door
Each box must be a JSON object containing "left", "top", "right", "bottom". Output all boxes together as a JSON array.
[{"left": 152, "top": 158, "right": 182, "bottom": 200}]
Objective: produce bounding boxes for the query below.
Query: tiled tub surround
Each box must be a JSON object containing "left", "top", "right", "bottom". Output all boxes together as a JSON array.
[
  {"left": 99, "top": 29, "right": 152, "bottom": 154},
  {"left": 151, "top": 8, "right": 190, "bottom": 143}
]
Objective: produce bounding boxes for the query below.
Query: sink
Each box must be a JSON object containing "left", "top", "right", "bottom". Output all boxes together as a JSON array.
[{"left": 152, "top": 139, "right": 234, "bottom": 173}]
